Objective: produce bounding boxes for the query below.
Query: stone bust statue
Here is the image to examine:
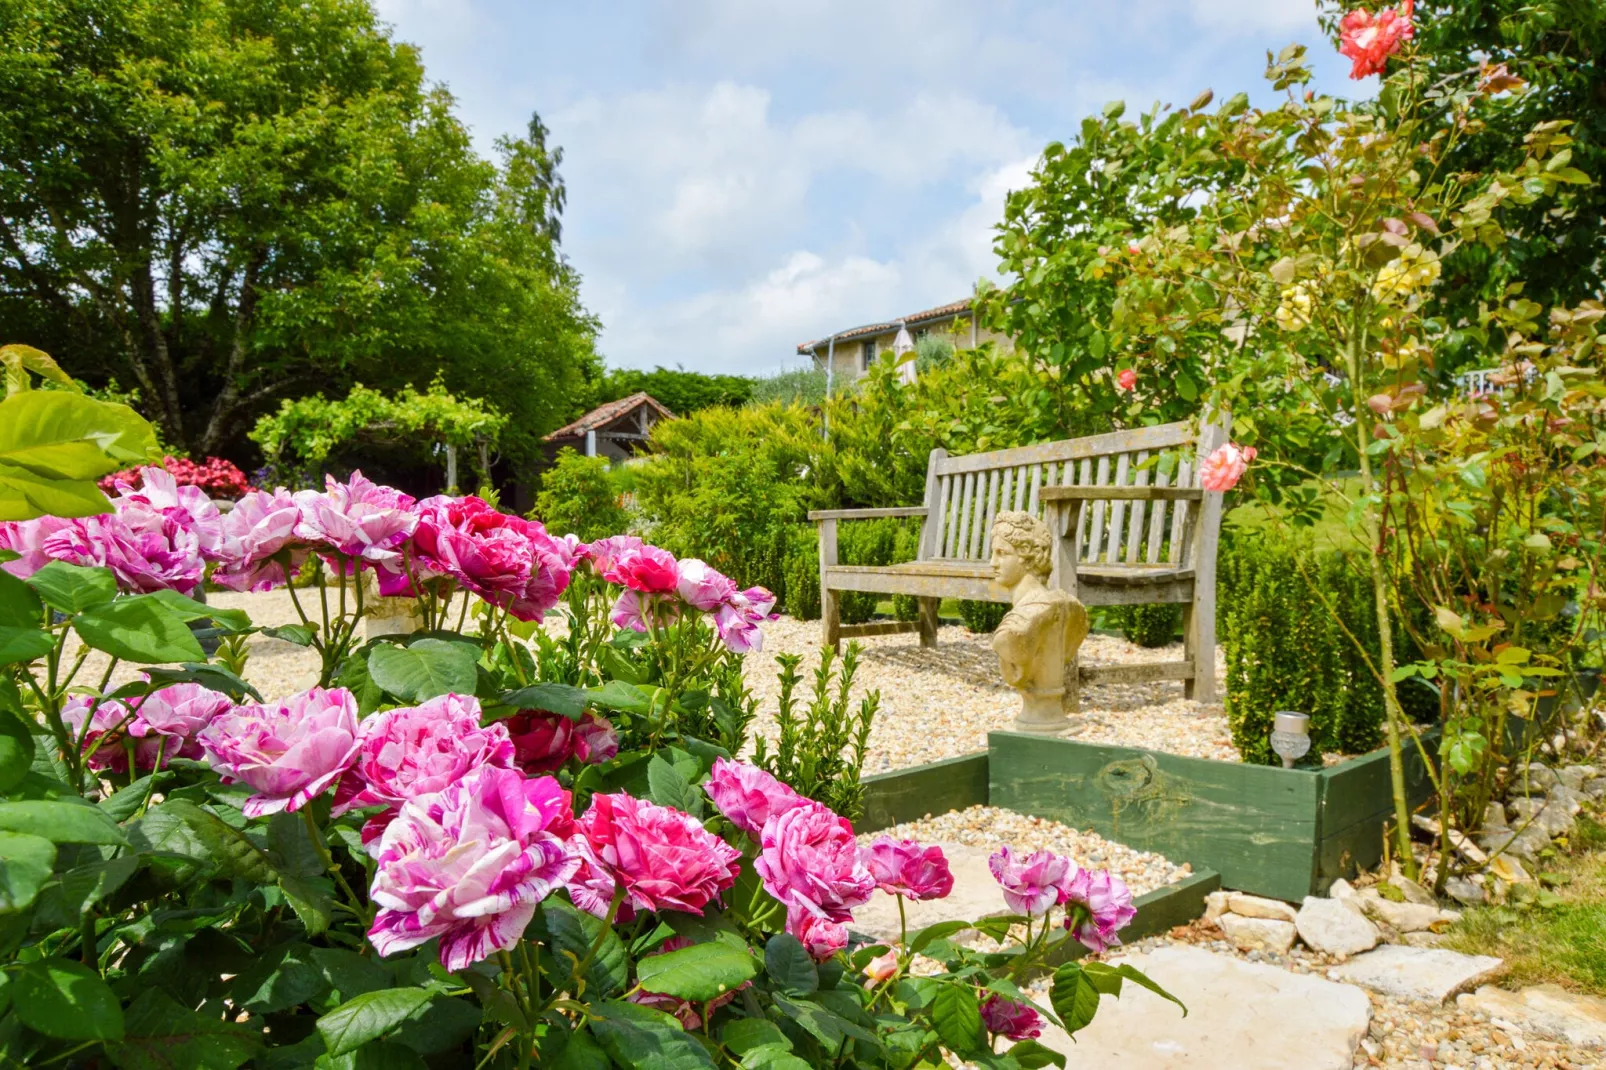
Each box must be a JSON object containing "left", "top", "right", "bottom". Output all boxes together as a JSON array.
[{"left": 989, "top": 511, "right": 1090, "bottom": 733}]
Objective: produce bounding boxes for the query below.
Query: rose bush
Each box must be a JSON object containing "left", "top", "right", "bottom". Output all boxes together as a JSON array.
[{"left": 0, "top": 464, "right": 1172, "bottom": 1067}]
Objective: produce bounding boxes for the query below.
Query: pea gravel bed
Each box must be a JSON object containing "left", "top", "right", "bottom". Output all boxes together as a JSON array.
[{"left": 860, "top": 805, "right": 1192, "bottom": 898}]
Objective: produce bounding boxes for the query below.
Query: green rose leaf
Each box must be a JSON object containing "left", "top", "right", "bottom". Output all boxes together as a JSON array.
[
  {"left": 0, "top": 706, "right": 37, "bottom": 792},
  {"left": 635, "top": 940, "right": 757, "bottom": 1002},
  {"left": 763, "top": 934, "right": 818, "bottom": 996},
  {"left": 317, "top": 987, "right": 434, "bottom": 1057},
  {"left": 367, "top": 639, "right": 478, "bottom": 702},
  {"left": 544, "top": 896, "right": 628, "bottom": 998},
  {"left": 25, "top": 561, "right": 117, "bottom": 614},
  {"left": 107, "top": 988, "right": 259, "bottom": 1070},
  {"left": 0, "top": 568, "right": 52, "bottom": 666},
  {"left": 0, "top": 830, "right": 57, "bottom": 911},
  {"left": 931, "top": 982, "right": 985, "bottom": 1057},
  {"left": 1050, "top": 962, "right": 1103, "bottom": 1035},
  {"left": 588, "top": 1000, "right": 716, "bottom": 1070},
  {"left": 146, "top": 589, "right": 252, "bottom": 633},
  {"left": 0, "top": 799, "right": 127, "bottom": 844},
  {"left": 73, "top": 596, "right": 206, "bottom": 664},
  {"left": 13, "top": 956, "right": 125, "bottom": 1041},
  {"left": 721, "top": 1018, "right": 791, "bottom": 1056},
  {"left": 498, "top": 681, "right": 588, "bottom": 720}
]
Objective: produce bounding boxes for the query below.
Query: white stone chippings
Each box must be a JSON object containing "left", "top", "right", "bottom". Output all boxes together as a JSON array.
[{"left": 858, "top": 805, "right": 1191, "bottom": 898}]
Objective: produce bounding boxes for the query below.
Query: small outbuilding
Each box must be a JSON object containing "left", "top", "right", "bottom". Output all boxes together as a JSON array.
[{"left": 541, "top": 391, "right": 675, "bottom": 464}]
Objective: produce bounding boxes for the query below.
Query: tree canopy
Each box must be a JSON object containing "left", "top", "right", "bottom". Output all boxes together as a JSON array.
[{"left": 0, "top": 0, "right": 599, "bottom": 469}]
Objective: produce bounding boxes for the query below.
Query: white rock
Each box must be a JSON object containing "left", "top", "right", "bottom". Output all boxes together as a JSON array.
[
  {"left": 1482, "top": 801, "right": 1510, "bottom": 831},
  {"left": 1385, "top": 871, "right": 1437, "bottom": 907},
  {"left": 1444, "top": 876, "right": 1485, "bottom": 906},
  {"left": 1330, "top": 945, "right": 1505, "bottom": 1003},
  {"left": 1585, "top": 778, "right": 1606, "bottom": 801},
  {"left": 1227, "top": 892, "right": 1298, "bottom": 923},
  {"left": 1557, "top": 764, "right": 1598, "bottom": 793},
  {"left": 1514, "top": 761, "right": 1558, "bottom": 791},
  {"left": 1549, "top": 783, "right": 1583, "bottom": 817},
  {"left": 1354, "top": 889, "right": 1446, "bottom": 933},
  {"left": 1218, "top": 913, "right": 1296, "bottom": 953},
  {"left": 1295, "top": 896, "right": 1379, "bottom": 958},
  {"left": 1034, "top": 945, "right": 1372, "bottom": 1070},
  {"left": 1458, "top": 984, "right": 1606, "bottom": 1049},
  {"left": 1508, "top": 795, "right": 1575, "bottom": 838},
  {"left": 1204, "top": 889, "right": 1231, "bottom": 923},
  {"left": 1327, "top": 877, "right": 1359, "bottom": 902},
  {"left": 1478, "top": 823, "right": 1551, "bottom": 864},
  {"left": 1402, "top": 931, "right": 1448, "bottom": 948}
]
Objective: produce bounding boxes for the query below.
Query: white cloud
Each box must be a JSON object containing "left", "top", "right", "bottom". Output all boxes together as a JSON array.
[{"left": 1185, "top": 0, "right": 1322, "bottom": 32}]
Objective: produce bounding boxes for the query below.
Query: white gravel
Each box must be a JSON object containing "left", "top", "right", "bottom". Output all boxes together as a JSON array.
[{"left": 860, "top": 804, "right": 1191, "bottom": 898}]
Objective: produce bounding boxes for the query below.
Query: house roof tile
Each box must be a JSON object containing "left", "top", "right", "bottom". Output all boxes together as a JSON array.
[
  {"left": 543, "top": 392, "right": 675, "bottom": 442},
  {"left": 795, "top": 297, "right": 973, "bottom": 354}
]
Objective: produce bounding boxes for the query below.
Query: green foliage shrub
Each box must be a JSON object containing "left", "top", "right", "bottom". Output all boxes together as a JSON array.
[
  {"left": 749, "top": 365, "right": 828, "bottom": 407},
  {"left": 590, "top": 365, "right": 753, "bottom": 415},
  {"left": 959, "top": 599, "right": 1008, "bottom": 634},
  {"left": 1111, "top": 603, "right": 1182, "bottom": 647},
  {"left": 533, "top": 447, "right": 627, "bottom": 541},
  {"left": 835, "top": 517, "right": 913, "bottom": 624},
  {"left": 890, "top": 523, "right": 922, "bottom": 622},
  {"left": 781, "top": 525, "right": 821, "bottom": 620}
]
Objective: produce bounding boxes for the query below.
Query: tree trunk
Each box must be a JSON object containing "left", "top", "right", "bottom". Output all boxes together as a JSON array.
[{"left": 197, "top": 253, "right": 265, "bottom": 456}]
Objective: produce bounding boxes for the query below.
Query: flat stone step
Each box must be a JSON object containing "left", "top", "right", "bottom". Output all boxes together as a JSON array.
[
  {"left": 1458, "top": 984, "right": 1606, "bottom": 1050},
  {"left": 1328, "top": 945, "right": 1504, "bottom": 1004},
  {"left": 1039, "top": 945, "right": 1371, "bottom": 1069}
]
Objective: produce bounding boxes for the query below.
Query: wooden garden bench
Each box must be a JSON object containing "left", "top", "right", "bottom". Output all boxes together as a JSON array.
[{"left": 808, "top": 417, "right": 1228, "bottom": 704}]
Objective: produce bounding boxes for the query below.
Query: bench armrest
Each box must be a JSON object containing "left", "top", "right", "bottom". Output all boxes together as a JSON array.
[
  {"left": 807, "top": 507, "right": 929, "bottom": 521},
  {"left": 1039, "top": 486, "right": 1203, "bottom": 502}
]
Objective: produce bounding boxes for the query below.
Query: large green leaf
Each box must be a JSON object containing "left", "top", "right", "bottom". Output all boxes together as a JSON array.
[
  {"left": 107, "top": 988, "right": 259, "bottom": 1070},
  {"left": 0, "top": 568, "right": 51, "bottom": 666},
  {"left": 12, "top": 956, "right": 125, "bottom": 1041},
  {"left": 636, "top": 940, "right": 757, "bottom": 1001},
  {"left": 763, "top": 934, "right": 818, "bottom": 996},
  {"left": 720, "top": 1019, "right": 791, "bottom": 1056},
  {"left": 498, "top": 681, "right": 588, "bottom": 719},
  {"left": 0, "top": 461, "right": 112, "bottom": 521},
  {"left": 1080, "top": 961, "right": 1187, "bottom": 1016},
  {"left": 1049, "top": 962, "right": 1102, "bottom": 1035},
  {"left": 0, "top": 706, "right": 36, "bottom": 791},
  {"left": 26, "top": 561, "right": 117, "bottom": 614},
  {"left": 316, "top": 988, "right": 434, "bottom": 1057},
  {"left": 0, "top": 390, "right": 158, "bottom": 477},
  {"left": 366, "top": 639, "right": 477, "bottom": 702},
  {"left": 0, "top": 344, "right": 76, "bottom": 390},
  {"left": 146, "top": 589, "right": 252, "bottom": 633},
  {"left": 0, "top": 799, "right": 127, "bottom": 844},
  {"left": 588, "top": 1000, "right": 716, "bottom": 1070},
  {"left": 74, "top": 596, "right": 207, "bottom": 664},
  {"left": 544, "top": 895, "right": 628, "bottom": 997},
  {"left": 931, "top": 983, "right": 984, "bottom": 1056},
  {"left": 231, "top": 943, "right": 331, "bottom": 1014},
  {"left": 157, "top": 800, "right": 276, "bottom": 882},
  {"left": 0, "top": 830, "right": 56, "bottom": 911}
]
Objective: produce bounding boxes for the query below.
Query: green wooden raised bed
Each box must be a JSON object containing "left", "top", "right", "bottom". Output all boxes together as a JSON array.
[{"left": 987, "top": 729, "right": 1436, "bottom": 902}]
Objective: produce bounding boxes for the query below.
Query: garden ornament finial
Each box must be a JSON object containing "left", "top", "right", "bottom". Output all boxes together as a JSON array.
[{"left": 989, "top": 511, "right": 1090, "bottom": 733}]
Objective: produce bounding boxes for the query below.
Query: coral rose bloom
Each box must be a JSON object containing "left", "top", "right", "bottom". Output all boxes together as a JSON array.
[
  {"left": 1115, "top": 368, "right": 1138, "bottom": 392},
  {"left": 754, "top": 800, "right": 875, "bottom": 923},
  {"left": 1339, "top": 1, "right": 1414, "bottom": 79},
  {"left": 197, "top": 687, "right": 362, "bottom": 817},
  {"left": 705, "top": 758, "right": 806, "bottom": 838},
  {"left": 1198, "top": 442, "right": 1258, "bottom": 493},
  {"left": 368, "top": 766, "right": 579, "bottom": 971},
  {"left": 576, "top": 792, "right": 742, "bottom": 915}
]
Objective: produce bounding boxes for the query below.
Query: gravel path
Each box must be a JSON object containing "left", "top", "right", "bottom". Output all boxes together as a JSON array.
[
  {"left": 859, "top": 805, "right": 1191, "bottom": 898},
  {"left": 57, "top": 591, "right": 1242, "bottom": 772}
]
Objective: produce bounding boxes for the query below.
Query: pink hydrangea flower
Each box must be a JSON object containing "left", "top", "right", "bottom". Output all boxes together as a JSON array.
[
  {"left": 1062, "top": 868, "right": 1136, "bottom": 952},
  {"left": 705, "top": 758, "right": 806, "bottom": 838},
  {"left": 988, "top": 846, "right": 1076, "bottom": 917},
  {"left": 1116, "top": 368, "right": 1138, "bottom": 393},
  {"left": 212, "top": 488, "right": 306, "bottom": 592},
  {"left": 675, "top": 558, "right": 738, "bottom": 612},
  {"left": 859, "top": 836, "right": 954, "bottom": 901},
  {"left": 1198, "top": 442, "right": 1257, "bottom": 493},
  {"left": 1339, "top": 0, "right": 1414, "bottom": 79},
  {"left": 788, "top": 907, "right": 848, "bottom": 962},
  {"left": 755, "top": 800, "right": 874, "bottom": 923},
  {"left": 981, "top": 995, "right": 1044, "bottom": 1040},
  {"left": 408, "top": 496, "right": 573, "bottom": 620},
  {"left": 575, "top": 792, "right": 742, "bottom": 916},
  {"left": 294, "top": 471, "right": 417, "bottom": 568},
  {"left": 333, "top": 694, "right": 515, "bottom": 833},
  {"left": 196, "top": 687, "right": 362, "bottom": 817},
  {"left": 126, "top": 682, "right": 233, "bottom": 761},
  {"left": 368, "top": 765, "right": 579, "bottom": 971}
]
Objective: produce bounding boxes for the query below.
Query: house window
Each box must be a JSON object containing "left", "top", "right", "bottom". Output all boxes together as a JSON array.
[{"left": 860, "top": 339, "right": 877, "bottom": 373}]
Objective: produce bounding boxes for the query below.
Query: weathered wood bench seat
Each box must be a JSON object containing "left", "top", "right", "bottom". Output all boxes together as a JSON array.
[{"left": 809, "top": 418, "right": 1227, "bottom": 705}]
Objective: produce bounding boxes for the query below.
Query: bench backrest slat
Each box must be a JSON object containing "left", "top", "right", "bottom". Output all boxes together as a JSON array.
[{"left": 919, "top": 419, "right": 1210, "bottom": 568}]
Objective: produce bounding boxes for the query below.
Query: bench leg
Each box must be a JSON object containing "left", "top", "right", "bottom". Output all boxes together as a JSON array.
[
  {"left": 1181, "top": 601, "right": 1217, "bottom": 703},
  {"left": 917, "top": 597, "right": 940, "bottom": 648},
  {"left": 822, "top": 588, "right": 842, "bottom": 652}
]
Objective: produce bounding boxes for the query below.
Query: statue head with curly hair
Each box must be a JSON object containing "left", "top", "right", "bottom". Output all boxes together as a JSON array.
[{"left": 990, "top": 510, "right": 1053, "bottom": 585}]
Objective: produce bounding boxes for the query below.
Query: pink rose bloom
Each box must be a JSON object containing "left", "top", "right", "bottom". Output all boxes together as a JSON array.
[
  {"left": 113, "top": 467, "right": 226, "bottom": 562},
  {"left": 988, "top": 846, "right": 1075, "bottom": 917},
  {"left": 862, "top": 949, "right": 898, "bottom": 984},
  {"left": 628, "top": 936, "right": 744, "bottom": 1030},
  {"left": 408, "top": 496, "right": 573, "bottom": 620},
  {"left": 713, "top": 586, "right": 775, "bottom": 653},
  {"left": 504, "top": 710, "right": 576, "bottom": 774},
  {"left": 1062, "top": 868, "right": 1136, "bottom": 953},
  {"left": 127, "top": 682, "right": 233, "bottom": 761},
  {"left": 564, "top": 833, "right": 634, "bottom": 923},
  {"left": 294, "top": 471, "right": 417, "bottom": 567},
  {"left": 1116, "top": 368, "right": 1138, "bottom": 393},
  {"left": 212, "top": 488, "right": 307, "bottom": 592},
  {"left": 43, "top": 513, "right": 203, "bottom": 594},
  {"left": 610, "top": 589, "right": 680, "bottom": 633},
  {"left": 1198, "top": 442, "right": 1257, "bottom": 493},
  {"left": 368, "top": 765, "right": 579, "bottom": 971},
  {"left": 860, "top": 836, "right": 954, "bottom": 901},
  {"left": 788, "top": 907, "right": 848, "bottom": 962},
  {"left": 613, "top": 544, "right": 679, "bottom": 594},
  {"left": 586, "top": 535, "right": 643, "bottom": 582},
  {"left": 573, "top": 713, "right": 618, "bottom": 764},
  {"left": 675, "top": 558, "right": 738, "bottom": 612},
  {"left": 705, "top": 758, "right": 805, "bottom": 838},
  {"left": 576, "top": 792, "right": 742, "bottom": 916},
  {"left": 196, "top": 686, "right": 362, "bottom": 817},
  {"left": 333, "top": 694, "right": 515, "bottom": 827},
  {"left": 62, "top": 696, "right": 147, "bottom": 773},
  {"left": 754, "top": 800, "right": 874, "bottom": 923},
  {"left": 981, "top": 995, "right": 1044, "bottom": 1040},
  {"left": 0, "top": 516, "right": 76, "bottom": 579},
  {"left": 1339, "top": 0, "right": 1413, "bottom": 79}
]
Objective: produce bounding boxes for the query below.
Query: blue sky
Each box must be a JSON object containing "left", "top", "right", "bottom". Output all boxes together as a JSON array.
[{"left": 373, "top": 1, "right": 1357, "bottom": 376}]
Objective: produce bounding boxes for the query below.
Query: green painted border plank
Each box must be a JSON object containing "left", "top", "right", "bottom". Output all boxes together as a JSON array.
[
  {"left": 860, "top": 751, "right": 989, "bottom": 832},
  {"left": 1041, "top": 869, "right": 1223, "bottom": 970},
  {"left": 989, "top": 731, "right": 1322, "bottom": 902},
  {"left": 1313, "top": 731, "right": 1439, "bottom": 891}
]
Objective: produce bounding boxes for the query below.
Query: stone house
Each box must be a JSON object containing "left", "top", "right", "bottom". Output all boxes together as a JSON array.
[{"left": 795, "top": 296, "right": 1014, "bottom": 383}]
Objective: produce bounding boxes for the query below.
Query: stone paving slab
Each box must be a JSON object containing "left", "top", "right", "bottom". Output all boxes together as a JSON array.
[
  {"left": 1038, "top": 945, "right": 1370, "bottom": 1069},
  {"left": 1328, "top": 945, "right": 1504, "bottom": 1004},
  {"left": 1458, "top": 984, "right": 1606, "bottom": 1049}
]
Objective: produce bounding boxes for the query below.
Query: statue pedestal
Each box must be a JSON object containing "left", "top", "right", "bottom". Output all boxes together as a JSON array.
[
  {"left": 365, "top": 596, "right": 424, "bottom": 641},
  {"left": 1015, "top": 688, "right": 1072, "bottom": 734}
]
